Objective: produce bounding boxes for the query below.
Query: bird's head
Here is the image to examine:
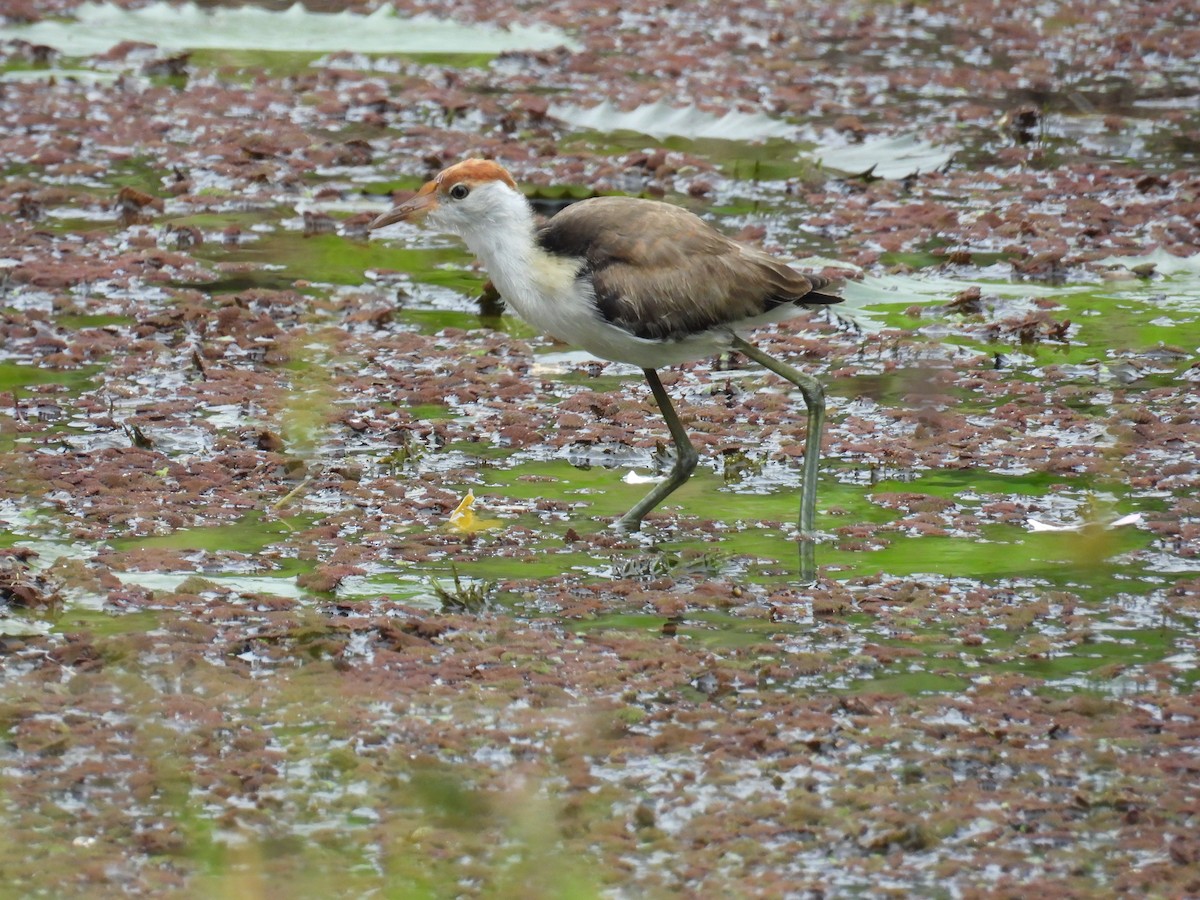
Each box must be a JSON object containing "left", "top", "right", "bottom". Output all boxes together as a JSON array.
[{"left": 369, "top": 158, "right": 521, "bottom": 237}]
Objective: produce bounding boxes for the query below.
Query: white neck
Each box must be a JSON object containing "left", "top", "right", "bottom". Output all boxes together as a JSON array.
[
  {"left": 457, "top": 187, "right": 540, "bottom": 289},
  {"left": 451, "top": 184, "right": 580, "bottom": 322}
]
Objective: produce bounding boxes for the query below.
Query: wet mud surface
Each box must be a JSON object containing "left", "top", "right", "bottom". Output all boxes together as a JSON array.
[{"left": 2, "top": 0, "right": 1199, "bottom": 896}]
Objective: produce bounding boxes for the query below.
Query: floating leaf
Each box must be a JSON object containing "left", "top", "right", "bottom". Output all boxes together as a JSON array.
[
  {"left": 621, "top": 471, "right": 662, "bottom": 485},
  {"left": 548, "top": 99, "right": 796, "bottom": 142},
  {"left": 816, "top": 134, "right": 958, "bottom": 180},
  {"left": 446, "top": 489, "right": 502, "bottom": 533},
  {"left": 834, "top": 269, "right": 1093, "bottom": 333},
  {"left": 1095, "top": 248, "right": 1200, "bottom": 277},
  {"left": 1027, "top": 513, "right": 1144, "bottom": 533},
  {"left": 548, "top": 102, "right": 956, "bottom": 181},
  {"left": 9, "top": 1, "right": 580, "bottom": 56}
]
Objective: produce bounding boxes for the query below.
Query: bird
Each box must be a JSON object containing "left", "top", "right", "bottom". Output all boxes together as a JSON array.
[{"left": 369, "top": 158, "right": 842, "bottom": 581}]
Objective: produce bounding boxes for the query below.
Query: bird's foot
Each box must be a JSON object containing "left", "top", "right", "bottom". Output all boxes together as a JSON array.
[{"left": 611, "top": 513, "right": 645, "bottom": 534}]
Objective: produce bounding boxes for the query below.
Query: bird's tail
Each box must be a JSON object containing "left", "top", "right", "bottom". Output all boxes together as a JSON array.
[
  {"left": 803, "top": 273, "right": 843, "bottom": 305},
  {"left": 804, "top": 291, "right": 843, "bottom": 305}
]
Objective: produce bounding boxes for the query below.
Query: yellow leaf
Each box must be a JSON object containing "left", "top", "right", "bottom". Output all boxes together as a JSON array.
[{"left": 446, "top": 489, "right": 502, "bottom": 533}]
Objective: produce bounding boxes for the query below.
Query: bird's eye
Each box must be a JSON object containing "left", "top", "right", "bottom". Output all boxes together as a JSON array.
[{"left": 449, "top": 183, "right": 470, "bottom": 200}]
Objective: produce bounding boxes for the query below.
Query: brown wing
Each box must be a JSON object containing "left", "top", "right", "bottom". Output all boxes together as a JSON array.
[{"left": 536, "top": 196, "right": 840, "bottom": 341}]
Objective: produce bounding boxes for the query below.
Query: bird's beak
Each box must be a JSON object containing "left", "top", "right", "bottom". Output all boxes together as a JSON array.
[{"left": 369, "top": 183, "right": 438, "bottom": 230}]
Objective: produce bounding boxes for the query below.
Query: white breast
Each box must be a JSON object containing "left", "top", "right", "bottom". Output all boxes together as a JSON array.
[
  {"left": 451, "top": 183, "right": 741, "bottom": 370},
  {"left": 497, "top": 257, "right": 736, "bottom": 370}
]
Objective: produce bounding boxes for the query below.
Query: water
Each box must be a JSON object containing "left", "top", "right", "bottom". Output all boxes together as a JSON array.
[{"left": 2, "top": 3, "right": 1198, "bottom": 895}]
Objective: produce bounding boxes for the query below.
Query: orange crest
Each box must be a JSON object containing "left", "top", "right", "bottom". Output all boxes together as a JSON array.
[{"left": 433, "top": 158, "right": 517, "bottom": 193}]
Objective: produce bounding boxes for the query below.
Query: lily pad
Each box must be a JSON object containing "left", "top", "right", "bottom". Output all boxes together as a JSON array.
[
  {"left": 816, "top": 133, "right": 958, "bottom": 179},
  {"left": 0, "top": 69, "right": 123, "bottom": 84},
  {"left": 548, "top": 99, "right": 797, "bottom": 142},
  {"left": 5, "top": 1, "right": 581, "bottom": 56},
  {"left": 547, "top": 102, "right": 956, "bottom": 181},
  {"left": 1096, "top": 247, "right": 1200, "bottom": 277}
]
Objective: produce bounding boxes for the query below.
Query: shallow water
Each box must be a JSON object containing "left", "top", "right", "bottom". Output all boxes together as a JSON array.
[
  {"left": 5, "top": 253, "right": 1195, "bottom": 692},
  {"left": 2, "top": 4, "right": 1199, "bottom": 895}
]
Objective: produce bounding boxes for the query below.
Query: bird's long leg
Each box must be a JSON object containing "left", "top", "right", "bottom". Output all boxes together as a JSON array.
[
  {"left": 730, "top": 336, "right": 825, "bottom": 583},
  {"left": 614, "top": 368, "right": 699, "bottom": 532}
]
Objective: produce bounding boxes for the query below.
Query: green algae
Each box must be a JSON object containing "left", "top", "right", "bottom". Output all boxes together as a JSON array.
[
  {"left": 108, "top": 512, "right": 318, "bottom": 556},
  {"left": 0, "top": 361, "right": 99, "bottom": 395}
]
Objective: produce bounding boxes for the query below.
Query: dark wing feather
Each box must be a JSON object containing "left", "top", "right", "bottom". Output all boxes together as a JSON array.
[{"left": 536, "top": 197, "right": 840, "bottom": 341}]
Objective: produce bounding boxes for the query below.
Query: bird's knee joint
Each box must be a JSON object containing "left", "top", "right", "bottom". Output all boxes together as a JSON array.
[{"left": 678, "top": 446, "right": 699, "bottom": 475}]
